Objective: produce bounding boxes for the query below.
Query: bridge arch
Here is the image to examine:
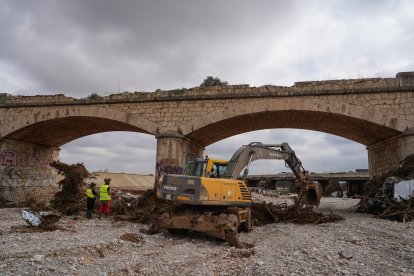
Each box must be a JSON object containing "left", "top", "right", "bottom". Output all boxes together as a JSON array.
[
  {"left": 182, "top": 98, "right": 406, "bottom": 147},
  {"left": 2, "top": 106, "right": 159, "bottom": 146}
]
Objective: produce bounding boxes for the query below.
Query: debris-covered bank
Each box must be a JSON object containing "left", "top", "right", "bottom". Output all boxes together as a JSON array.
[
  {"left": 357, "top": 155, "right": 414, "bottom": 222},
  {"left": 1, "top": 197, "right": 413, "bottom": 276}
]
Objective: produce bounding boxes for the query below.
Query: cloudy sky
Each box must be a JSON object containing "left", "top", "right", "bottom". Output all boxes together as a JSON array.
[{"left": 1, "top": 0, "right": 413, "bottom": 174}]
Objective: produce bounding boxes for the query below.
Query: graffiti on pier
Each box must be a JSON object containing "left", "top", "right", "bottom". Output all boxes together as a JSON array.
[
  {"left": 1, "top": 165, "right": 56, "bottom": 187},
  {"left": 156, "top": 158, "right": 184, "bottom": 177},
  {"left": 1, "top": 150, "right": 17, "bottom": 166},
  {"left": 1, "top": 166, "right": 23, "bottom": 184},
  {"left": 0, "top": 142, "right": 58, "bottom": 191},
  {"left": 1, "top": 148, "right": 52, "bottom": 169}
]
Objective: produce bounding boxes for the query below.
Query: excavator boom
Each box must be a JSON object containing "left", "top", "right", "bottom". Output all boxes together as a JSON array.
[
  {"left": 223, "top": 143, "right": 291, "bottom": 179},
  {"left": 224, "top": 143, "right": 313, "bottom": 183},
  {"left": 222, "top": 142, "right": 321, "bottom": 206}
]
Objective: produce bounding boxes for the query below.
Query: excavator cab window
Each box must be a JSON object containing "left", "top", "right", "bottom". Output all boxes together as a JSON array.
[
  {"left": 213, "top": 163, "right": 228, "bottom": 178},
  {"left": 184, "top": 159, "right": 228, "bottom": 178},
  {"left": 184, "top": 160, "right": 206, "bottom": 177}
]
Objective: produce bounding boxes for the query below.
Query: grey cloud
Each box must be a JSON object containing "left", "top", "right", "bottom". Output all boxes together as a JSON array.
[
  {"left": 60, "top": 132, "right": 156, "bottom": 173},
  {"left": 0, "top": 0, "right": 298, "bottom": 95}
]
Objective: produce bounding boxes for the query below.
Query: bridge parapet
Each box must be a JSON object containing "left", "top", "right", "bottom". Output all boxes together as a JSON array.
[
  {"left": 293, "top": 77, "right": 397, "bottom": 89},
  {"left": 0, "top": 93, "right": 76, "bottom": 106},
  {"left": 397, "top": 72, "right": 414, "bottom": 86},
  {"left": 1, "top": 72, "right": 413, "bottom": 107}
]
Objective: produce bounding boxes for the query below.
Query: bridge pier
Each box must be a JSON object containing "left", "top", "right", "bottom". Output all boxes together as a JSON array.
[
  {"left": 0, "top": 139, "right": 59, "bottom": 202},
  {"left": 155, "top": 132, "right": 204, "bottom": 188},
  {"left": 367, "top": 129, "right": 414, "bottom": 178}
]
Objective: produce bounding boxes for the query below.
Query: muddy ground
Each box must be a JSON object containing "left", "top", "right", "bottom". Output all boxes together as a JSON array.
[{"left": 1, "top": 196, "right": 413, "bottom": 276}]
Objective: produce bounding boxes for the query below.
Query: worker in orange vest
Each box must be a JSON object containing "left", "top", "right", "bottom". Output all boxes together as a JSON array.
[{"left": 98, "top": 178, "right": 112, "bottom": 218}]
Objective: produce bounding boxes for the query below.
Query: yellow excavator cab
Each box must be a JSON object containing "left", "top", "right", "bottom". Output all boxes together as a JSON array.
[
  {"left": 161, "top": 157, "right": 251, "bottom": 206},
  {"left": 184, "top": 157, "right": 229, "bottom": 178}
]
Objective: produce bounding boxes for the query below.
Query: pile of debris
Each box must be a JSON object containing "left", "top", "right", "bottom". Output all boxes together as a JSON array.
[
  {"left": 356, "top": 155, "right": 414, "bottom": 222},
  {"left": 376, "top": 197, "right": 414, "bottom": 222},
  {"left": 110, "top": 189, "right": 343, "bottom": 228},
  {"left": 251, "top": 199, "right": 343, "bottom": 226},
  {"left": 324, "top": 180, "right": 344, "bottom": 197},
  {"left": 22, "top": 194, "right": 49, "bottom": 211},
  {"left": 0, "top": 195, "right": 11, "bottom": 208},
  {"left": 111, "top": 189, "right": 172, "bottom": 223},
  {"left": 49, "top": 161, "right": 90, "bottom": 215}
]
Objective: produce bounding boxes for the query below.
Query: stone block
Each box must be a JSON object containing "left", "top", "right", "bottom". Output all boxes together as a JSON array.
[{"left": 397, "top": 72, "right": 414, "bottom": 86}]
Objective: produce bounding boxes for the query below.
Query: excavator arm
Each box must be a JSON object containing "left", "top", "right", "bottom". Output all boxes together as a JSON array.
[{"left": 223, "top": 142, "right": 321, "bottom": 206}]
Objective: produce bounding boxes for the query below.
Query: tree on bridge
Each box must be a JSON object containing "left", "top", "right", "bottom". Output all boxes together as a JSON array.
[{"left": 200, "top": 76, "right": 228, "bottom": 87}]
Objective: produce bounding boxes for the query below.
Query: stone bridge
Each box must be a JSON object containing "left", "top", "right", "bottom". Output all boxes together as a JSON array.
[{"left": 1, "top": 72, "right": 414, "bottom": 200}]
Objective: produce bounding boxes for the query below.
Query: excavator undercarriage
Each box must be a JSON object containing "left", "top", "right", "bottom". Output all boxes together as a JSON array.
[{"left": 145, "top": 205, "right": 252, "bottom": 248}]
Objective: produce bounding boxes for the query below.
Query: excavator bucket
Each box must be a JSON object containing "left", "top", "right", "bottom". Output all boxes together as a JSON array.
[{"left": 299, "top": 182, "right": 322, "bottom": 207}]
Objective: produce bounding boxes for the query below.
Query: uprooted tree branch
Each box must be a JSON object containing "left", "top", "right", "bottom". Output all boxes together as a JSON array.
[{"left": 49, "top": 161, "right": 90, "bottom": 215}]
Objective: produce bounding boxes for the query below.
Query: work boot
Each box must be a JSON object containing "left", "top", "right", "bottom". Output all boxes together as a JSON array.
[{"left": 87, "top": 210, "right": 93, "bottom": 219}]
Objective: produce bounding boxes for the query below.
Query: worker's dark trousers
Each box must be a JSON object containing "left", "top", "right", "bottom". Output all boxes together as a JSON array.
[{"left": 86, "top": 198, "right": 96, "bottom": 219}]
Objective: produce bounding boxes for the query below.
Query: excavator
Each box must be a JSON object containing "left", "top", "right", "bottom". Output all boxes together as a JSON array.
[{"left": 149, "top": 142, "right": 322, "bottom": 247}]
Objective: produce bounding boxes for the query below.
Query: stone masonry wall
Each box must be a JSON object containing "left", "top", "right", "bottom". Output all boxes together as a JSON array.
[
  {"left": 109, "top": 90, "right": 414, "bottom": 130},
  {"left": 367, "top": 132, "right": 414, "bottom": 177},
  {"left": 1, "top": 85, "right": 413, "bottom": 147},
  {"left": 368, "top": 136, "right": 404, "bottom": 177},
  {"left": 0, "top": 139, "right": 59, "bottom": 202},
  {"left": 1, "top": 75, "right": 413, "bottom": 137},
  {"left": 1, "top": 72, "right": 414, "bottom": 182}
]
